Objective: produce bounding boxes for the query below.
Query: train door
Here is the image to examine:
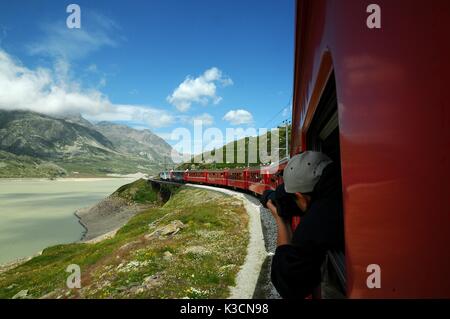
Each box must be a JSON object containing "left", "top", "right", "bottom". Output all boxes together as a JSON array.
[{"left": 306, "top": 73, "right": 346, "bottom": 298}]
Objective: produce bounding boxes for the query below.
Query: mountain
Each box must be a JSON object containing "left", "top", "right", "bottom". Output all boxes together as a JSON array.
[
  {"left": 60, "top": 113, "right": 96, "bottom": 129},
  {"left": 0, "top": 110, "right": 174, "bottom": 177},
  {"left": 0, "top": 110, "right": 115, "bottom": 159},
  {"left": 94, "top": 122, "right": 173, "bottom": 164},
  {"left": 177, "top": 125, "right": 291, "bottom": 170}
]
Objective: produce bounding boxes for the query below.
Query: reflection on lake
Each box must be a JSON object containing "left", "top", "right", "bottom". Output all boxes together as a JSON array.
[{"left": 0, "top": 178, "right": 134, "bottom": 264}]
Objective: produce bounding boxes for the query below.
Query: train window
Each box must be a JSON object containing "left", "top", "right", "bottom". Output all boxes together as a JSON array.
[{"left": 306, "top": 72, "right": 346, "bottom": 298}]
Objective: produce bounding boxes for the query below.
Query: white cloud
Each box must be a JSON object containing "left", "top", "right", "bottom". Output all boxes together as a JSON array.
[
  {"left": 0, "top": 49, "right": 173, "bottom": 128},
  {"left": 176, "top": 113, "right": 215, "bottom": 127},
  {"left": 27, "top": 12, "right": 121, "bottom": 60},
  {"left": 223, "top": 109, "right": 254, "bottom": 125},
  {"left": 167, "top": 67, "right": 232, "bottom": 112},
  {"left": 192, "top": 113, "right": 214, "bottom": 126},
  {"left": 84, "top": 105, "right": 174, "bottom": 128}
]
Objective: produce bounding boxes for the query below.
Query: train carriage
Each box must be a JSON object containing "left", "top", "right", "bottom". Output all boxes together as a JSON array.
[
  {"left": 247, "top": 168, "right": 264, "bottom": 195},
  {"left": 291, "top": 0, "right": 450, "bottom": 298},
  {"left": 206, "top": 170, "right": 229, "bottom": 187},
  {"left": 169, "top": 170, "right": 184, "bottom": 183},
  {"left": 159, "top": 171, "right": 170, "bottom": 181},
  {"left": 158, "top": 0, "right": 450, "bottom": 299},
  {"left": 184, "top": 170, "right": 208, "bottom": 184},
  {"left": 247, "top": 159, "right": 289, "bottom": 195},
  {"left": 227, "top": 168, "right": 248, "bottom": 191}
]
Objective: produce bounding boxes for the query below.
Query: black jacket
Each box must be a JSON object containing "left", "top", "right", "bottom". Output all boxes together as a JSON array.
[{"left": 271, "top": 163, "right": 344, "bottom": 299}]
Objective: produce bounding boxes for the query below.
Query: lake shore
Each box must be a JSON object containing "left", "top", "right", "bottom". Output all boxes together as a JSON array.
[
  {"left": 74, "top": 196, "right": 153, "bottom": 242},
  {"left": 0, "top": 178, "right": 138, "bottom": 265},
  {"left": 0, "top": 171, "right": 148, "bottom": 181},
  {"left": 0, "top": 178, "right": 141, "bottom": 271}
]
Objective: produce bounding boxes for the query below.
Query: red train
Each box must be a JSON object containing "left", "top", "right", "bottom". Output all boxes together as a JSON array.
[
  {"left": 161, "top": 0, "right": 450, "bottom": 298},
  {"left": 159, "top": 158, "right": 288, "bottom": 196}
]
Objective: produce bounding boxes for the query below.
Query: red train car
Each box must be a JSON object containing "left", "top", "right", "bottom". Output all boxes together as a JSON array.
[
  {"left": 206, "top": 170, "right": 229, "bottom": 187},
  {"left": 184, "top": 170, "right": 208, "bottom": 184},
  {"left": 227, "top": 168, "right": 248, "bottom": 191},
  {"left": 248, "top": 159, "right": 289, "bottom": 195},
  {"left": 247, "top": 167, "right": 264, "bottom": 195},
  {"left": 291, "top": 0, "right": 450, "bottom": 298}
]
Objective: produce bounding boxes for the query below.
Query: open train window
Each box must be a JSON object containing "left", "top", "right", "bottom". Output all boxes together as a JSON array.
[{"left": 306, "top": 73, "right": 346, "bottom": 298}]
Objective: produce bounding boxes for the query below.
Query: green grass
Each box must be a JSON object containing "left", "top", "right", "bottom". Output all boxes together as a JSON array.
[
  {"left": 0, "top": 149, "right": 166, "bottom": 178},
  {"left": 113, "top": 178, "right": 159, "bottom": 204},
  {"left": 0, "top": 150, "right": 67, "bottom": 178},
  {"left": 177, "top": 125, "right": 291, "bottom": 170},
  {"left": 0, "top": 187, "right": 249, "bottom": 299}
]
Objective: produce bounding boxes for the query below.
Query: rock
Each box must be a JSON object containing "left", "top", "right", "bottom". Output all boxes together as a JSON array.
[
  {"left": 142, "top": 273, "right": 163, "bottom": 289},
  {"left": 146, "top": 220, "right": 186, "bottom": 240},
  {"left": 12, "top": 290, "right": 29, "bottom": 299},
  {"left": 163, "top": 251, "right": 173, "bottom": 261}
]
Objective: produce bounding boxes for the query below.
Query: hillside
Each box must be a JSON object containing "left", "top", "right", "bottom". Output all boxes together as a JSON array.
[
  {"left": 177, "top": 125, "right": 291, "bottom": 170},
  {"left": 95, "top": 122, "right": 173, "bottom": 164},
  {"left": 0, "top": 110, "right": 174, "bottom": 177},
  {"left": 0, "top": 181, "right": 249, "bottom": 299}
]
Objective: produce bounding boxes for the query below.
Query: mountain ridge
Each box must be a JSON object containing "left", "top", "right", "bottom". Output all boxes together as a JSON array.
[{"left": 0, "top": 110, "right": 174, "bottom": 178}]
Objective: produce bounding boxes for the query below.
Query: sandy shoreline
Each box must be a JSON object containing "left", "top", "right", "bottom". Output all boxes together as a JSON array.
[{"left": 74, "top": 196, "right": 153, "bottom": 242}]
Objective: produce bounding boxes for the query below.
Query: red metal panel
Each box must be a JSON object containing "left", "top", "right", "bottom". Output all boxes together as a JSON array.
[
  {"left": 185, "top": 171, "right": 207, "bottom": 184},
  {"left": 248, "top": 161, "right": 289, "bottom": 195},
  {"left": 228, "top": 169, "right": 248, "bottom": 191},
  {"left": 207, "top": 170, "right": 229, "bottom": 186},
  {"left": 292, "top": 0, "right": 450, "bottom": 298}
]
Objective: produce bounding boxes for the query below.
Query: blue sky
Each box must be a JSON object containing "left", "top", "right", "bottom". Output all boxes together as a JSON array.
[{"left": 0, "top": 0, "right": 295, "bottom": 152}]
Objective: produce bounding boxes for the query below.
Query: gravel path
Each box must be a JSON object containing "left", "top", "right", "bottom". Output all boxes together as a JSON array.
[{"left": 185, "top": 184, "right": 281, "bottom": 299}]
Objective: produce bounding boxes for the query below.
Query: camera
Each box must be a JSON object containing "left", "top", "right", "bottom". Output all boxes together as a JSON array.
[{"left": 260, "top": 184, "right": 304, "bottom": 219}]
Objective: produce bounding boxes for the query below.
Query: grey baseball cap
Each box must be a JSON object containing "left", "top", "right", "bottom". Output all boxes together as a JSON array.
[{"left": 283, "top": 151, "right": 333, "bottom": 193}]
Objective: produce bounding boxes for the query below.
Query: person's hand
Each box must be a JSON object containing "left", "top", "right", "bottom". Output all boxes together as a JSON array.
[
  {"left": 260, "top": 189, "right": 275, "bottom": 208},
  {"left": 266, "top": 199, "right": 281, "bottom": 220},
  {"left": 267, "top": 199, "right": 293, "bottom": 247}
]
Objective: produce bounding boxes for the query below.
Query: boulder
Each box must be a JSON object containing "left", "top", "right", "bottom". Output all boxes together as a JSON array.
[{"left": 146, "top": 220, "right": 186, "bottom": 240}]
